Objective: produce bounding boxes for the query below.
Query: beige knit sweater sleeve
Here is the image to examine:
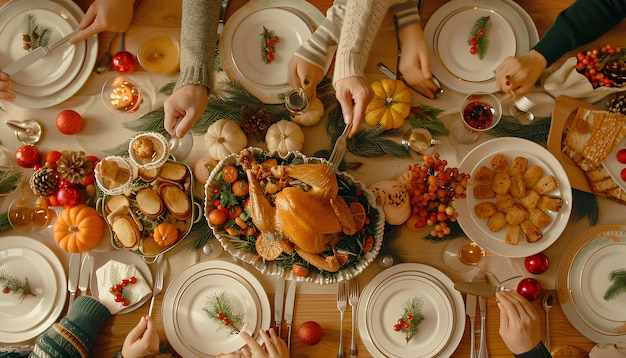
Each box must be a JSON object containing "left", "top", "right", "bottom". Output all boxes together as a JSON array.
[
  {"left": 174, "top": 0, "right": 221, "bottom": 92},
  {"left": 333, "top": 0, "right": 402, "bottom": 84}
]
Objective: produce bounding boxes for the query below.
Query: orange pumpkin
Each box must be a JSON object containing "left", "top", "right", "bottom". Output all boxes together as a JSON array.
[
  {"left": 54, "top": 204, "right": 104, "bottom": 253},
  {"left": 153, "top": 222, "right": 179, "bottom": 247}
]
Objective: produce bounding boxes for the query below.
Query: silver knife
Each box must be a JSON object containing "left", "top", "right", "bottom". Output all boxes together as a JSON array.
[
  {"left": 284, "top": 281, "right": 297, "bottom": 351},
  {"left": 67, "top": 253, "right": 81, "bottom": 308},
  {"left": 78, "top": 253, "right": 91, "bottom": 295},
  {"left": 3, "top": 29, "right": 79, "bottom": 76},
  {"left": 476, "top": 275, "right": 489, "bottom": 358},
  {"left": 455, "top": 281, "right": 508, "bottom": 298},
  {"left": 466, "top": 291, "right": 477, "bottom": 358},
  {"left": 274, "top": 277, "right": 285, "bottom": 337}
]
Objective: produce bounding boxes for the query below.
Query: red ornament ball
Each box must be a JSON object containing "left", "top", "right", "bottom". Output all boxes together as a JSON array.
[
  {"left": 517, "top": 278, "right": 542, "bottom": 301},
  {"left": 297, "top": 321, "right": 323, "bottom": 346},
  {"left": 15, "top": 144, "right": 41, "bottom": 168},
  {"left": 112, "top": 51, "right": 137, "bottom": 74},
  {"left": 524, "top": 253, "right": 549, "bottom": 274}
]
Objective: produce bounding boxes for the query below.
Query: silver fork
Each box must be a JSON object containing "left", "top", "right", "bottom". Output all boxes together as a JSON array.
[
  {"left": 328, "top": 122, "right": 353, "bottom": 170},
  {"left": 148, "top": 256, "right": 164, "bottom": 317},
  {"left": 348, "top": 279, "right": 360, "bottom": 358},
  {"left": 337, "top": 282, "right": 347, "bottom": 358},
  {"left": 512, "top": 96, "right": 536, "bottom": 121}
]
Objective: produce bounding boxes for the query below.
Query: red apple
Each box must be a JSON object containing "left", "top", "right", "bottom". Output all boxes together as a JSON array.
[
  {"left": 15, "top": 144, "right": 41, "bottom": 168},
  {"left": 297, "top": 321, "right": 323, "bottom": 346}
]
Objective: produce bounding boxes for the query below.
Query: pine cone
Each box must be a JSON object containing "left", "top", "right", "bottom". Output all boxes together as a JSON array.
[
  {"left": 56, "top": 151, "right": 94, "bottom": 184},
  {"left": 29, "top": 168, "right": 58, "bottom": 196},
  {"left": 240, "top": 105, "right": 274, "bottom": 138}
]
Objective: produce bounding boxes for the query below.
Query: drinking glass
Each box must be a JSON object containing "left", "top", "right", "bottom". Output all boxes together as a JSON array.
[
  {"left": 451, "top": 92, "right": 502, "bottom": 144},
  {"left": 284, "top": 88, "right": 309, "bottom": 115},
  {"left": 8, "top": 196, "right": 57, "bottom": 234},
  {"left": 443, "top": 237, "right": 486, "bottom": 273}
]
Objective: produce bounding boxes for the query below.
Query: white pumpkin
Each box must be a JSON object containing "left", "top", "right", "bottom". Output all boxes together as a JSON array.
[
  {"left": 204, "top": 119, "right": 247, "bottom": 161},
  {"left": 265, "top": 120, "right": 304, "bottom": 156},
  {"left": 370, "top": 180, "right": 411, "bottom": 225},
  {"left": 290, "top": 97, "right": 324, "bottom": 126}
]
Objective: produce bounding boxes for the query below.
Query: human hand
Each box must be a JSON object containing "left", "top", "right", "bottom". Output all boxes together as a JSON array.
[
  {"left": 69, "top": 0, "right": 135, "bottom": 44},
  {"left": 287, "top": 56, "right": 325, "bottom": 100},
  {"left": 121, "top": 315, "right": 160, "bottom": 358},
  {"left": 334, "top": 76, "right": 374, "bottom": 138},
  {"left": 398, "top": 24, "right": 439, "bottom": 99},
  {"left": 0, "top": 72, "right": 15, "bottom": 101},
  {"left": 496, "top": 291, "right": 542, "bottom": 355},
  {"left": 216, "top": 328, "right": 289, "bottom": 358},
  {"left": 163, "top": 84, "right": 209, "bottom": 138},
  {"left": 494, "top": 50, "right": 547, "bottom": 99}
]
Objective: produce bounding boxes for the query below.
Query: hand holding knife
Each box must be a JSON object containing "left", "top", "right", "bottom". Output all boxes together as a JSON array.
[{"left": 3, "top": 29, "right": 79, "bottom": 76}]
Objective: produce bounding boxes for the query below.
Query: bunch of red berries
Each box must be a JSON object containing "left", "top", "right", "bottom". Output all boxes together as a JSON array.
[
  {"left": 108, "top": 276, "right": 137, "bottom": 307},
  {"left": 575, "top": 44, "right": 625, "bottom": 88}
]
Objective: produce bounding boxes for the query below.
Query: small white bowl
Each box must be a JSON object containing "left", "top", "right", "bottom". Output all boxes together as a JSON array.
[
  {"left": 94, "top": 156, "right": 134, "bottom": 196},
  {"left": 137, "top": 32, "right": 180, "bottom": 75},
  {"left": 128, "top": 132, "right": 169, "bottom": 170}
]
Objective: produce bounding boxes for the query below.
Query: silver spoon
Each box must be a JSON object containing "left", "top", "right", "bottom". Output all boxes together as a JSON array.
[
  {"left": 94, "top": 32, "right": 116, "bottom": 74},
  {"left": 541, "top": 294, "right": 553, "bottom": 351}
]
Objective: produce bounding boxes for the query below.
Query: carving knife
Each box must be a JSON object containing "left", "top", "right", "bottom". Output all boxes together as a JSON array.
[
  {"left": 67, "top": 253, "right": 81, "bottom": 308},
  {"left": 466, "top": 290, "right": 477, "bottom": 358},
  {"left": 78, "top": 253, "right": 91, "bottom": 295},
  {"left": 284, "top": 281, "right": 297, "bottom": 351},
  {"left": 274, "top": 277, "right": 285, "bottom": 337},
  {"left": 3, "top": 29, "right": 79, "bottom": 76}
]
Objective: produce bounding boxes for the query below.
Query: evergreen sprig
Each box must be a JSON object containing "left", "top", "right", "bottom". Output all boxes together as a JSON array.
[
  {"left": 486, "top": 115, "right": 551, "bottom": 143},
  {"left": 0, "top": 269, "right": 36, "bottom": 301},
  {"left": 397, "top": 297, "right": 425, "bottom": 343},
  {"left": 407, "top": 104, "right": 448, "bottom": 136},
  {"left": 468, "top": 16, "right": 491, "bottom": 59},
  {"left": 0, "top": 212, "right": 10, "bottom": 233},
  {"left": 603, "top": 269, "right": 626, "bottom": 301},
  {"left": 0, "top": 167, "right": 22, "bottom": 195},
  {"left": 203, "top": 291, "right": 245, "bottom": 335},
  {"left": 23, "top": 14, "right": 50, "bottom": 51},
  {"left": 571, "top": 189, "right": 599, "bottom": 226}
]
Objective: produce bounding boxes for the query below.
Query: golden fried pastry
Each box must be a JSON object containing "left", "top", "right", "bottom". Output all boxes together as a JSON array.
[
  {"left": 537, "top": 195, "right": 563, "bottom": 212},
  {"left": 492, "top": 171, "right": 512, "bottom": 195},
  {"left": 522, "top": 165, "right": 544, "bottom": 188},
  {"left": 521, "top": 219, "right": 543, "bottom": 243},
  {"left": 490, "top": 153, "right": 509, "bottom": 171},
  {"left": 495, "top": 193, "right": 515, "bottom": 212},
  {"left": 487, "top": 211, "right": 507, "bottom": 232},
  {"left": 509, "top": 176, "right": 527, "bottom": 199},
  {"left": 474, "top": 202, "right": 498, "bottom": 219},
  {"left": 504, "top": 225, "right": 521, "bottom": 245},
  {"left": 474, "top": 165, "right": 495, "bottom": 183},
  {"left": 528, "top": 208, "right": 551, "bottom": 229},
  {"left": 505, "top": 204, "right": 529, "bottom": 226},
  {"left": 510, "top": 157, "right": 528, "bottom": 177},
  {"left": 519, "top": 189, "right": 540, "bottom": 209},
  {"left": 533, "top": 175, "right": 558, "bottom": 195},
  {"left": 474, "top": 184, "right": 495, "bottom": 199}
]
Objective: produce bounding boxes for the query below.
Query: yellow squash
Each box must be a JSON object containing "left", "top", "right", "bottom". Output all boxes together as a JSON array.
[{"left": 364, "top": 78, "right": 411, "bottom": 129}]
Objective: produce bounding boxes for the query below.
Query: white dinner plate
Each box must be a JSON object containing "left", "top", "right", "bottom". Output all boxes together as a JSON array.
[
  {"left": 220, "top": 0, "right": 323, "bottom": 104},
  {"left": 569, "top": 232, "right": 626, "bottom": 335},
  {"left": 557, "top": 224, "right": 626, "bottom": 344},
  {"left": 366, "top": 275, "right": 454, "bottom": 357},
  {"left": 0, "top": 0, "right": 97, "bottom": 108},
  {"left": 357, "top": 263, "right": 465, "bottom": 358},
  {"left": 601, "top": 135, "right": 626, "bottom": 193},
  {"left": 0, "top": 236, "right": 66, "bottom": 343},
  {"left": 424, "top": 0, "right": 530, "bottom": 94},
  {"left": 0, "top": 248, "right": 56, "bottom": 333},
  {"left": 89, "top": 250, "right": 153, "bottom": 314},
  {"left": 501, "top": 0, "right": 539, "bottom": 47},
  {"left": 454, "top": 137, "right": 573, "bottom": 257},
  {"left": 163, "top": 260, "right": 271, "bottom": 357}
]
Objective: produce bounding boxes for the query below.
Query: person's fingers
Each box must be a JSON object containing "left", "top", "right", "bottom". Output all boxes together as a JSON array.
[
  {"left": 287, "top": 59, "right": 301, "bottom": 91},
  {"left": 240, "top": 331, "right": 266, "bottom": 357},
  {"left": 300, "top": 73, "right": 317, "bottom": 100},
  {"left": 163, "top": 105, "right": 182, "bottom": 135},
  {"left": 240, "top": 348, "right": 252, "bottom": 358},
  {"left": 78, "top": 5, "right": 97, "bottom": 29},
  {"left": 69, "top": 26, "right": 100, "bottom": 44},
  {"left": 126, "top": 316, "right": 148, "bottom": 342},
  {"left": 336, "top": 93, "right": 354, "bottom": 127}
]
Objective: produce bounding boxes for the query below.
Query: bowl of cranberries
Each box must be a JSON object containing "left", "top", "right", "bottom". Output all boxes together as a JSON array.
[{"left": 459, "top": 92, "right": 502, "bottom": 133}]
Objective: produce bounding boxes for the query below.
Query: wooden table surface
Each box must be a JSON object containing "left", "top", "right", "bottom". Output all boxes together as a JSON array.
[{"left": 2, "top": 0, "right": 625, "bottom": 357}]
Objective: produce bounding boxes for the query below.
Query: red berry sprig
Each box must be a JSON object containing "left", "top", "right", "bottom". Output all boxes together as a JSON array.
[
  {"left": 468, "top": 16, "right": 491, "bottom": 59},
  {"left": 405, "top": 153, "right": 469, "bottom": 237},
  {"left": 392, "top": 298, "right": 425, "bottom": 343},
  {"left": 260, "top": 26, "right": 280, "bottom": 64},
  {"left": 108, "top": 276, "right": 137, "bottom": 307}
]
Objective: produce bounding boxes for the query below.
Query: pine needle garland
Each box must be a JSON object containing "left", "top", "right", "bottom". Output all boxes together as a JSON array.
[
  {"left": 394, "top": 297, "right": 425, "bottom": 343},
  {"left": 603, "top": 269, "right": 626, "bottom": 300},
  {"left": 0, "top": 167, "right": 22, "bottom": 195},
  {"left": 0, "top": 269, "right": 36, "bottom": 301},
  {"left": 571, "top": 189, "right": 599, "bottom": 226},
  {"left": 486, "top": 115, "right": 551, "bottom": 143},
  {"left": 203, "top": 291, "right": 245, "bottom": 335},
  {"left": 0, "top": 212, "right": 10, "bottom": 233},
  {"left": 468, "top": 16, "right": 491, "bottom": 59},
  {"left": 407, "top": 104, "right": 448, "bottom": 136}
]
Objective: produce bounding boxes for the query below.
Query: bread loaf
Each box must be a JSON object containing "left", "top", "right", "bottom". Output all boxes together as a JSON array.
[
  {"left": 136, "top": 188, "right": 164, "bottom": 218},
  {"left": 160, "top": 162, "right": 188, "bottom": 182},
  {"left": 161, "top": 185, "right": 191, "bottom": 219},
  {"left": 112, "top": 215, "right": 140, "bottom": 249}
]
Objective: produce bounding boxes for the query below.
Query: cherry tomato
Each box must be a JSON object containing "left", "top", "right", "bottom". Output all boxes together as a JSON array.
[
  {"left": 208, "top": 208, "right": 228, "bottom": 226},
  {"left": 221, "top": 165, "right": 239, "bottom": 183},
  {"left": 621, "top": 168, "right": 626, "bottom": 182},
  {"left": 617, "top": 149, "right": 626, "bottom": 164},
  {"left": 232, "top": 180, "right": 249, "bottom": 197}
]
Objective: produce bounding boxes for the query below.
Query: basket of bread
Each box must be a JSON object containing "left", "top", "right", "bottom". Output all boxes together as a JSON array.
[
  {"left": 205, "top": 147, "right": 385, "bottom": 284},
  {"left": 96, "top": 156, "right": 200, "bottom": 263}
]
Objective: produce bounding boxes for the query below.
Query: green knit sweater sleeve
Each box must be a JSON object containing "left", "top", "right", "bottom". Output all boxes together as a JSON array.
[
  {"left": 29, "top": 296, "right": 111, "bottom": 358},
  {"left": 174, "top": 0, "right": 221, "bottom": 92},
  {"left": 533, "top": 0, "right": 626, "bottom": 66}
]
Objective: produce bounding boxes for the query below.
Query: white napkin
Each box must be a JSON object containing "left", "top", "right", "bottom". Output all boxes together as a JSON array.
[
  {"left": 544, "top": 57, "right": 625, "bottom": 103},
  {"left": 95, "top": 259, "right": 151, "bottom": 314},
  {"left": 590, "top": 342, "right": 626, "bottom": 358}
]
